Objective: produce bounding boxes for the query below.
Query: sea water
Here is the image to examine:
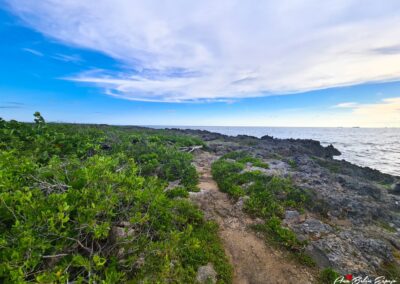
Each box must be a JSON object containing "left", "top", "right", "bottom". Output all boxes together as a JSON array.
[{"left": 154, "top": 126, "right": 400, "bottom": 177}]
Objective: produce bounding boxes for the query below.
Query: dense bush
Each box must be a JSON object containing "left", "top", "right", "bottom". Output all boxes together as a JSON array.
[
  {"left": 0, "top": 114, "right": 231, "bottom": 283},
  {"left": 211, "top": 159, "right": 245, "bottom": 199}
]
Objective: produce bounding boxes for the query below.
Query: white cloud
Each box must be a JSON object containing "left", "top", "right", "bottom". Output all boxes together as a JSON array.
[
  {"left": 22, "top": 48, "right": 43, "bottom": 57},
  {"left": 223, "top": 98, "right": 400, "bottom": 127},
  {"left": 333, "top": 102, "right": 358, "bottom": 108},
  {"left": 51, "top": 53, "right": 82, "bottom": 63},
  {"left": 350, "top": 97, "right": 400, "bottom": 126},
  {"left": 326, "top": 97, "right": 400, "bottom": 127},
  {"left": 8, "top": 1, "right": 400, "bottom": 102}
]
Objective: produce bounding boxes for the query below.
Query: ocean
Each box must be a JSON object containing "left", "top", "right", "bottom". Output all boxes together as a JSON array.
[{"left": 154, "top": 126, "right": 400, "bottom": 177}]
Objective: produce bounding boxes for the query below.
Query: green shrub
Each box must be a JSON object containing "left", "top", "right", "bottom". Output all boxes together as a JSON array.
[
  {"left": 211, "top": 159, "right": 245, "bottom": 199},
  {"left": 287, "top": 159, "right": 297, "bottom": 169},
  {"left": 293, "top": 252, "right": 316, "bottom": 267},
  {"left": 238, "top": 157, "right": 269, "bottom": 169},
  {"left": 252, "top": 160, "right": 270, "bottom": 169},
  {"left": 221, "top": 151, "right": 249, "bottom": 160},
  {"left": 0, "top": 114, "right": 232, "bottom": 283},
  {"left": 221, "top": 151, "right": 269, "bottom": 169},
  {"left": 318, "top": 268, "right": 340, "bottom": 284},
  {"left": 265, "top": 216, "right": 303, "bottom": 250},
  {"left": 165, "top": 186, "right": 190, "bottom": 199},
  {"left": 246, "top": 191, "right": 284, "bottom": 218}
]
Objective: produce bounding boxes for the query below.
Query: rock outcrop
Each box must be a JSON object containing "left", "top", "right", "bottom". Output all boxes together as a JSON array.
[{"left": 170, "top": 128, "right": 400, "bottom": 277}]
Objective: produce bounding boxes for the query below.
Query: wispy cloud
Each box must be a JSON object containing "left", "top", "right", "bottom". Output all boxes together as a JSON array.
[
  {"left": 8, "top": 1, "right": 400, "bottom": 102},
  {"left": 5, "top": 101, "right": 25, "bottom": 106},
  {"left": 0, "top": 102, "right": 25, "bottom": 109},
  {"left": 51, "top": 53, "right": 83, "bottom": 63},
  {"left": 331, "top": 97, "right": 400, "bottom": 126},
  {"left": 333, "top": 102, "right": 359, "bottom": 108},
  {"left": 351, "top": 97, "right": 400, "bottom": 125},
  {"left": 22, "top": 48, "right": 43, "bottom": 57},
  {"left": 23, "top": 47, "right": 83, "bottom": 64}
]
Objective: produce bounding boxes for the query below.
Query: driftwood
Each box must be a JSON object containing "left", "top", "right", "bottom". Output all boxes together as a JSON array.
[{"left": 178, "top": 145, "right": 203, "bottom": 153}]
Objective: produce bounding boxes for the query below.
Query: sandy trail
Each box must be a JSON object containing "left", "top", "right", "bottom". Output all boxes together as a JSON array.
[{"left": 190, "top": 151, "right": 315, "bottom": 284}]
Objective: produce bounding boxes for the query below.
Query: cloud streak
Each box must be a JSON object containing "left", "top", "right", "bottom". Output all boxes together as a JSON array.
[
  {"left": 22, "top": 48, "right": 43, "bottom": 57},
  {"left": 333, "top": 102, "right": 358, "bottom": 108},
  {"left": 51, "top": 53, "right": 83, "bottom": 63},
  {"left": 7, "top": 0, "right": 400, "bottom": 102},
  {"left": 331, "top": 97, "right": 400, "bottom": 127},
  {"left": 0, "top": 102, "right": 25, "bottom": 109}
]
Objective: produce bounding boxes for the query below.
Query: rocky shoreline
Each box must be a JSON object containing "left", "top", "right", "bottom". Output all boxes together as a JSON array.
[{"left": 169, "top": 128, "right": 400, "bottom": 278}]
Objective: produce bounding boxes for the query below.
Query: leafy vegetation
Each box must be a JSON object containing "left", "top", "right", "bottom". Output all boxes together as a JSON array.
[
  {"left": 377, "top": 220, "right": 397, "bottom": 233},
  {"left": 211, "top": 151, "right": 313, "bottom": 266},
  {"left": 318, "top": 268, "right": 340, "bottom": 284},
  {"left": 287, "top": 159, "right": 297, "bottom": 169},
  {"left": 0, "top": 114, "right": 232, "bottom": 283},
  {"left": 378, "top": 261, "right": 400, "bottom": 282},
  {"left": 221, "top": 151, "right": 269, "bottom": 169}
]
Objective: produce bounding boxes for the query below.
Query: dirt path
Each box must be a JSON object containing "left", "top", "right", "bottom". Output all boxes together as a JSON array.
[{"left": 190, "top": 151, "right": 315, "bottom": 284}]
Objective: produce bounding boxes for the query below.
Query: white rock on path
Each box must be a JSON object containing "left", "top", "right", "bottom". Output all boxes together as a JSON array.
[{"left": 196, "top": 263, "right": 217, "bottom": 284}]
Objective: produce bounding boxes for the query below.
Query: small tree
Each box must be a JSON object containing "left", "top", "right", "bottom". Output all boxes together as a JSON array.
[{"left": 34, "top": 111, "right": 45, "bottom": 125}]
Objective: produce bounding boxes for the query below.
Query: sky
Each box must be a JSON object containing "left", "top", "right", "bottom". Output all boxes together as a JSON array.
[{"left": 0, "top": 0, "right": 400, "bottom": 127}]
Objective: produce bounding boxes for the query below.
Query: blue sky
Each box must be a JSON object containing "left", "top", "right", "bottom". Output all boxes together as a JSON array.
[{"left": 1, "top": 1, "right": 400, "bottom": 127}]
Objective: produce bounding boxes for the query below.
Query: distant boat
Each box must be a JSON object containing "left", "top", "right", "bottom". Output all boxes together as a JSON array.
[{"left": 352, "top": 126, "right": 361, "bottom": 128}]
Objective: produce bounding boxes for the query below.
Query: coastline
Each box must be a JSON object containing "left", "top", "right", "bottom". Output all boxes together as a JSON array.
[
  {"left": 168, "top": 127, "right": 400, "bottom": 277},
  {"left": 156, "top": 126, "right": 400, "bottom": 177}
]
